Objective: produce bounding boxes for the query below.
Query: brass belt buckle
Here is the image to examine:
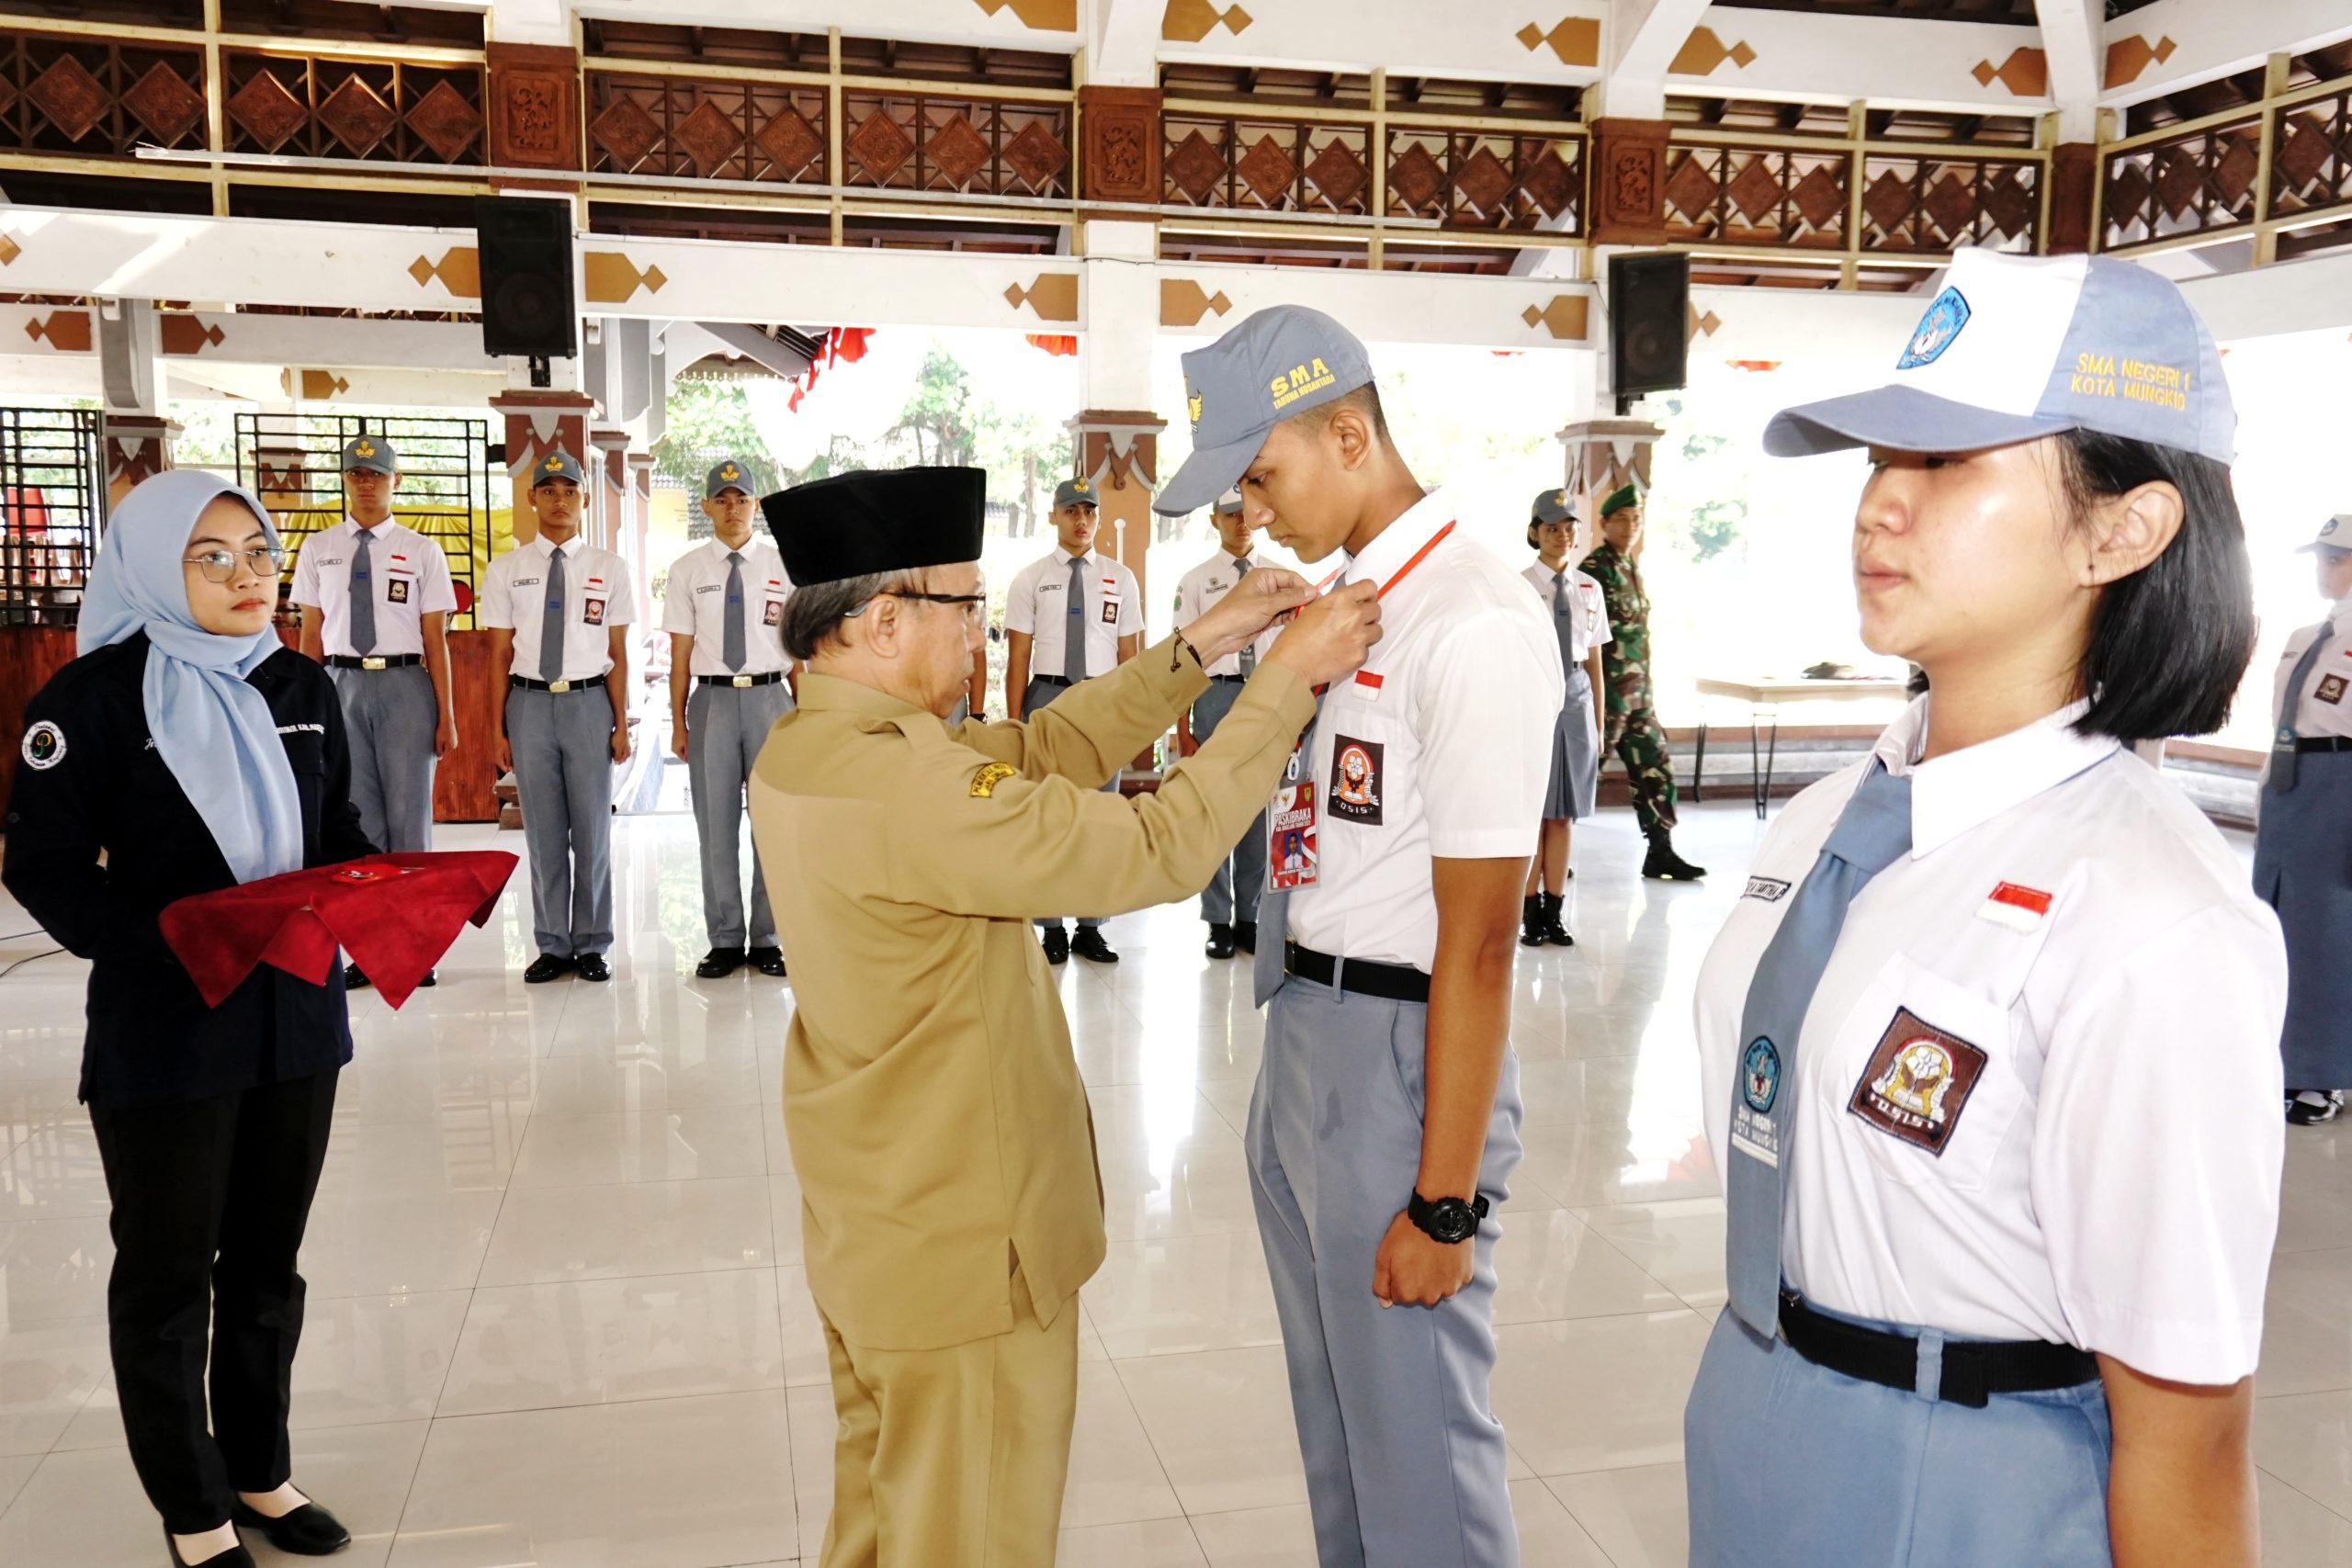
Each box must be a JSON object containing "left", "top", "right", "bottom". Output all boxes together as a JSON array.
[
  {"left": 549, "top": 679, "right": 571, "bottom": 694},
  {"left": 360, "top": 656, "right": 387, "bottom": 671},
  {"left": 731, "top": 674, "right": 752, "bottom": 689}
]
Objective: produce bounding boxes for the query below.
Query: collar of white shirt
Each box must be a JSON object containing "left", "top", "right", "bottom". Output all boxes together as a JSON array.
[
  {"left": 1873, "top": 695, "right": 2119, "bottom": 858},
  {"left": 1057, "top": 547, "right": 1096, "bottom": 570},
  {"left": 1342, "top": 487, "right": 1453, "bottom": 591},
  {"left": 2330, "top": 596, "right": 2352, "bottom": 637},
  {"left": 533, "top": 533, "right": 582, "bottom": 560},
  {"left": 707, "top": 536, "right": 759, "bottom": 566}
]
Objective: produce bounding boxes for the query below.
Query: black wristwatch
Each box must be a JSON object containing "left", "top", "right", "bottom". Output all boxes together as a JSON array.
[{"left": 1407, "top": 1190, "right": 1488, "bottom": 1246}]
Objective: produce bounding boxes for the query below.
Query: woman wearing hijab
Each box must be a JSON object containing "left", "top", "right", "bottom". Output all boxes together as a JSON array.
[{"left": 5, "top": 471, "right": 373, "bottom": 1566}]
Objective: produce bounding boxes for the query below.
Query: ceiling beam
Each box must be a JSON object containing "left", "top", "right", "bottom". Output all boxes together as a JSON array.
[
  {"left": 1614, "top": 0, "right": 1716, "bottom": 82},
  {"left": 2031, "top": 0, "right": 2102, "bottom": 138}
]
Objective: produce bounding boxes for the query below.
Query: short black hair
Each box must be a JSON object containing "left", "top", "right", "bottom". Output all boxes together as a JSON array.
[
  {"left": 2058, "top": 429, "right": 2255, "bottom": 742},
  {"left": 1288, "top": 383, "right": 1392, "bottom": 446}
]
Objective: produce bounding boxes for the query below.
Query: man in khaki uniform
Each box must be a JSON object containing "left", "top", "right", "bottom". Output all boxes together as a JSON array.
[{"left": 747, "top": 465, "right": 1381, "bottom": 1568}]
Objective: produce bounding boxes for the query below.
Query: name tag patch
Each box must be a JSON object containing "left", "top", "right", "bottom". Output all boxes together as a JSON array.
[
  {"left": 2319, "top": 673, "right": 2348, "bottom": 705},
  {"left": 1742, "top": 876, "right": 1791, "bottom": 903},
  {"left": 1329, "top": 736, "right": 1385, "bottom": 824},
  {"left": 1848, "top": 1007, "right": 1990, "bottom": 1156}
]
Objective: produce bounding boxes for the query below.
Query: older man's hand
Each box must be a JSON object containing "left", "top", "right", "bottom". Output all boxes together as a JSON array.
[{"left": 1179, "top": 567, "right": 1315, "bottom": 666}]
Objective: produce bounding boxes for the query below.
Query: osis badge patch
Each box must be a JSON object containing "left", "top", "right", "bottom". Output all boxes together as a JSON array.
[
  {"left": 1897, "top": 287, "right": 1971, "bottom": 369},
  {"left": 763, "top": 600, "right": 782, "bottom": 627},
  {"left": 20, "top": 719, "right": 65, "bottom": 771},
  {"left": 2318, "top": 673, "right": 2348, "bottom": 705},
  {"left": 1329, "top": 737, "right": 1384, "bottom": 824},
  {"left": 1848, "top": 1007, "right": 1990, "bottom": 1156},
  {"left": 582, "top": 597, "right": 606, "bottom": 626},
  {"left": 387, "top": 578, "right": 410, "bottom": 604}
]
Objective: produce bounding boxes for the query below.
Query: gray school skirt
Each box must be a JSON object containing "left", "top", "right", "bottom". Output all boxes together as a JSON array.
[{"left": 1543, "top": 665, "right": 1599, "bottom": 821}]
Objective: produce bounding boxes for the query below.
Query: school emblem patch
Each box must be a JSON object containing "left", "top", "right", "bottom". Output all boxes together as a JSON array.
[
  {"left": 1329, "top": 737, "right": 1383, "bottom": 824},
  {"left": 1896, "top": 287, "right": 1971, "bottom": 370},
  {"left": 1741, "top": 1037, "right": 1781, "bottom": 1114},
  {"left": 1848, "top": 1007, "right": 1990, "bottom": 1156},
  {"left": 2318, "top": 673, "right": 2348, "bottom": 705},
  {"left": 387, "top": 578, "right": 410, "bottom": 604},
  {"left": 20, "top": 720, "right": 64, "bottom": 770},
  {"left": 967, "top": 761, "right": 1017, "bottom": 798}
]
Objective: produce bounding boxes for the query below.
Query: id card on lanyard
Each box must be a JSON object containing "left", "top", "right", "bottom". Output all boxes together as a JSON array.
[{"left": 1263, "top": 519, "right": 1455, "bottom": 894}]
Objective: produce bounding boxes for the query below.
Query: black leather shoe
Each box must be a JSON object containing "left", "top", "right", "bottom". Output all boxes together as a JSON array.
[
  {"left": 575, "top": 953, "right": 612, "bottom": 983},
  {"left": 748, "top": 946, "right": 787, "bottom": 977},
  {"left": 1205, "top": 923, "right": 1237, "bottom": 960},
  {"left": 696, "top": 947, "right": 746, "bottom": 979},
  {"left": 1538, "top": 893, "right": 1576, "bottom": 948},
  {"left": 416, "top": 967, "right": 437, "bottom": 987},
  {"left": 1071, "top": 928, "right": 1119, "bottom": 964},
  {"left": 343, "top": 963, "right": 372, "bottom": 989},
  {"left": 522, "top": 954, "right": 571, "bottom": 984},
  {"left": 232, "top": 1498, "right": 352, "bottom": 1556},
  {"left": 1234, "top": 920, "right": 1257, "bottom": 954},
  {"left": 1042, "top": 928, "right": 1069, "bottom": 965},
  {"left": 1519, "top": 895, "right": 1545, "bottom": 948},
  {"left": 1641, "top": 831, "right": 1708, "bottom": 882},
  {"left": 164, "top": 1532, "right": 255, "bottom": 1568}
]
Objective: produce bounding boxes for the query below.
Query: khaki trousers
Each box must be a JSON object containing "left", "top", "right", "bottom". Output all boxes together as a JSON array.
[{"left": 818, "top": 1269, "right": 1080, "bottom": 1568}]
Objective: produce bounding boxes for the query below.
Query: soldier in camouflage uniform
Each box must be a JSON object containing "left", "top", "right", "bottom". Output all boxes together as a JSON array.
[{"left": 1582, "top": 483, "right": 1706, "bottom": 880}]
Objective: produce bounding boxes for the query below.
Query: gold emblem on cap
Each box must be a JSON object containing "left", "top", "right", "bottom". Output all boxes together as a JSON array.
[
  {"left": 543, "top": 455, "right": 564, "bottom": 471},
  {"left": 354, "top": 440, "right": 377, "bottom": 458},
  {"left": 719, "top": 464, "right": 740, "bottom": 480},
  {"left": 1073, "top": 479, "right": 1089, "bottom": 492},
  {"left": 1187, "top": 388, "right": 1204, "bottom": 428},
  {"left": 1554, "top": 491, "right": 1566, "bottom": 506}
]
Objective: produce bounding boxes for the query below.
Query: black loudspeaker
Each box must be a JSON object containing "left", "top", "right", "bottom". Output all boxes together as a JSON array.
[
  {"left": 1608, "top": 252, "right": 1690, "bottom": 405},
  {"left": 474, "top": 197, "right": 578, "bottom": 361}
]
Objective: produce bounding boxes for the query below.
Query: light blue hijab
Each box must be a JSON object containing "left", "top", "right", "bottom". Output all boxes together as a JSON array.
[{"left": 79, "top": 470, "right": 303, "bottom": 886}]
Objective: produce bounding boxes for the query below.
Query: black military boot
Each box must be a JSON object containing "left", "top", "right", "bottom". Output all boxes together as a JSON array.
[
  {"left": 1642, "top": 828, "right": 1708, "bottom": 882},
  {"left": 1519, "top": 894, "right": 1545, "bottom": 948},
  {"left": 1538, "top": 892, "right": 1575, "bottom": 947}
]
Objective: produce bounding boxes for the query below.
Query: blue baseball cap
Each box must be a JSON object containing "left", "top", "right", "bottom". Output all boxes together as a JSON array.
[
  {"left": 342, "top": 435, "right": 397, "bottom": 474},
  {"left": 1764, "top": 250, "right": 2234, "bottom": 466},
  {"left": 531, "top": 448, "right": 586, "bottom": 489},
  {"left": 1531, "top": 489, "right": 1577, "bottom": 525},
  {"left": 706, "top": 457, "right": 753, "bottom": 498},
  {"left": 1154, "top": 306, "right": 1376, "bottom": 515},
  {"left": 1052, "top": 477, "right": 1100, "bottom": 510}
]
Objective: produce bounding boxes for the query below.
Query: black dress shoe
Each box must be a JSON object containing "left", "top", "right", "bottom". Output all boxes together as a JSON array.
[
  {"left": 522, "top": 954, "right": 572, "bottom": 984},
  {"left": 575, "top": 953, "right": 612, "bottom": 983},
  {"left": 1205, "top": 923, "right": 1237, "bottom": 960},
  {"left": 1071, "top": 928, "right": 1119, "bottom": 964},
  {"left": 748, "top": 946, "right": 787, "bottom": 977},
  {"left": 696, "top": 947, "right": 746, "bottom": 979},
  {"left": 343, "top": 963, "right": 372, "bottom": 989},
  {"left": 164, "top": 1532, "right": 255, "bottom": 1568},
  {"left": 1234, "top": 920, "right": 1257, "bottom": 954},
  {"left": 232, "top": 1498, "right": 352, "bottom": 1556},
  {"left": 1042, "top": 928, "right": 1069, "bottom": 965}
]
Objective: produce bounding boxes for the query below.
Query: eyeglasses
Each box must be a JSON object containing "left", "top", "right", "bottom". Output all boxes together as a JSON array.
[
  {"left": 183, "top": 546, "right": 287, "bottom": 583},
  {"left": 875, "top": 590, "right": 987, "bottom": 623}
]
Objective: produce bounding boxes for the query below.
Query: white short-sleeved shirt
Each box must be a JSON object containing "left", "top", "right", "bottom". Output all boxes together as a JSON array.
[
  {"left": 1285, "top": 490, "right": 1565, "bottom": 973},
  {"left": 1173, "top": 548, "right": 1282, "bottom": 677},
  {"left": 661, "top": 537, "right": 794, "bottom": 678},
  {"left": 1004, "top": 547, "right": 1142, "bottom": 680},
  {"left": 2273, "top": 597, "right": 2352, "bottom": 742},
  {"left": 289, "top": 518, "right": 458, "bottom": 658},
  {"left": 1693, "top": 697, "right": 2287, "bottom": 1384},
  {"left": 480, "top": 535, "right": 637, "bottom": 683},
  {"left": 1520, "top": 559, "right": 1611, "bottom": 663}
]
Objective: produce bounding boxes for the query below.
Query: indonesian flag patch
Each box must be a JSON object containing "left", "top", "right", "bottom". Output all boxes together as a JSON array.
[{"left": 1976, "top": 881, "right": 2052, "bottom": 933}]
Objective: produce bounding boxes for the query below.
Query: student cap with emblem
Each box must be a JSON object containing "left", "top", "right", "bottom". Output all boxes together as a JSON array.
[
  {"left": 706, "top": 457, "right": 753, "bottom": 499},
  {"left": 342, "top": 436, "right": 399, "bottom": 475},
  {"left": 759, "top": 467, "right": 987, "bottom": 586},
  {"left": 531, "top": 449, "right": 587, "bottom": 489},
  {"left": 1153, "top": 305, "right": 1376, "bottom": 516},
  {"left": 2298, "top": 514, "right": 2352, "bottom": 555},
  {"left": 1764, "top": 248, "right": 2234, "bottom": 465},
  {"left": 1531, "top": 489, "right": 1577, "bottom": 525},
  {"left": 1052, "top": 477, "right": 1099, "bottom": 510}
]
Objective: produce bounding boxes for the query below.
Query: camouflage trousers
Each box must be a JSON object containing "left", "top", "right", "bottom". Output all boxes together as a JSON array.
[{"left": 1606, "top": 705, "right": 1679, "bottom": 834}]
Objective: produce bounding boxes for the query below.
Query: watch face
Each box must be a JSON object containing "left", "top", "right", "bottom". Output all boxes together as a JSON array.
[{"left": 1426, "top": 1199, "right": 1477, "bottom": 1245}]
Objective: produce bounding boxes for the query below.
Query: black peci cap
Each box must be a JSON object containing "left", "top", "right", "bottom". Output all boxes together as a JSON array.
[{"left": 760, "top": 467, "right": 988, "bottom": 585}]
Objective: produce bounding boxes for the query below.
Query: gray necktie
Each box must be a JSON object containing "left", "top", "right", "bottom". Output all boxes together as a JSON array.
[
  {"left": 722, "top": 550, "right": 747, "bottom": 672},
  {"left": 1063, "top": 555, "right": 1088, "bottom": 682},
  {"left": 348, "top": 528, "right": 377, "bottom": 655},
  {"left": 1551, "top": 570, "right": 1579, "bottom": 670},
  {"left": 539, "top": 544, "right": 567, "bottom": 682},
  {"left": 1235, "top": 557, "right": 1255, "bottom": 675},
  {"left": 1252, "top": 702, "right": 1322, "bottom": 1008},
  {"left": 1724, "top": 761, "right": 1914, "bottom": 1336},
  {"left": 2268, "top": 628, "right": 2336, "bottom": 795}
]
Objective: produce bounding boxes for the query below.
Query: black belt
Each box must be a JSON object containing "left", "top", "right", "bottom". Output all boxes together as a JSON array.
[
  {"left": 2292, "top": 736, "right": 2352, "bottom": 753},
  {"left": 1209, "top": 673, "right": 1248, "bottom": 684},
  {"left": 1778, "top": 1292, "right": 2097, "bottom": 1411},
  {"left": 697, "top": 671, "right": 786, "bottom": 688},
  {"left": 327, "top": 653, "right": 421, "bottom": 670},
  {"left": 509, "top": 673, "right": 609, "bottom": 694},
  {"left": 1032, "top": 674, "right": 1074, "bottom": 688},
  {"left": 1282, "top": 942, "right": 1431, "bottom": 1004}
]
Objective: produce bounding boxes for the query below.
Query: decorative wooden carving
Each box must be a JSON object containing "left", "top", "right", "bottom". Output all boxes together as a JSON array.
[
  {"left": 226, "top": 66, "right": 308, "bottom": 153},
  {"left": 317, "top": 73, "right": 399, "bottom": 157},
  {"left": 487, "top": 42, "right": 581, "bottom": 172},
  {"left": 927, "top": 111, "right": 990, "bottom": 186},
  {"left": 404, "top": 78, "right": 483, "bottom": 163},
  {"left": 25, "top": 52, "right": 107, "bottom": 143},
  {"left": 1589, "top": 118, "right": 1668, "bottom": 245},
  {"left": 755, "top": 106, "right": 826, "bottom": 176},
  {"left": 847, "top": 107, "right": 914, "bottom": 182},
  {"left": 122, "top": 60, "right": 205, "bottom": 145},
  {"left": 1078, "top": 85, "right": 1160, "bottom": 206},
  {"left": 673, "top": 98, "right": 745, "bottom": 177}
]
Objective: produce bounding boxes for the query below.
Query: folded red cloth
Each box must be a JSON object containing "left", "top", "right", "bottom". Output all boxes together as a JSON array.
[{"left": 159, "top": 851, "right": 519, "bottom": 1010}]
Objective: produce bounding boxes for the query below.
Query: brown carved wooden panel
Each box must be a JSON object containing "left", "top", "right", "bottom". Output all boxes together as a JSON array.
[
  {"left": 1857, "top": 154, "right": 2039, "bottom": 254},
  {"left": 1589, "top": 118, "right": 1668, "bottom": 245},
  {"left": 487, "top": 41, "right": 581, "bottom": 172},
  {"left": 0, "top": 32, "right": 209, "bottom": 158},
  {"left": 1078, "top": 85, "right": 1159, "bottom": 206},
  {"left": 2047, "top": 142, "right": 2096, "bottom": 254},
  {"left": 221, "top": 51, "right": 486, "bottom": 165},
  {"left": 434, "top": 630, "right": 504, "bottom": 823},
  {"left": 1162, "top": 112, "right": 1374, "bottom": 218},
  {"left": 2271, "top": 90, "right": 2352, "bottom": 224},
  {"left": 1384, "top": 127, "right": 1583, "bottom": 231},
  {"left": 838, "top": 91, "right": 1070, "bottom": 198},
  {"left": 2102, "top": 116, "right": 2262, "bottom": 250}
]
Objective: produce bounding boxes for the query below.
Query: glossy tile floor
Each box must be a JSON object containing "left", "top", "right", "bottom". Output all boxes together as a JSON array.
[{"left": 1, "top": 803, "right": 2347, "bottom": 1566}]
